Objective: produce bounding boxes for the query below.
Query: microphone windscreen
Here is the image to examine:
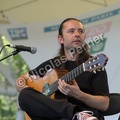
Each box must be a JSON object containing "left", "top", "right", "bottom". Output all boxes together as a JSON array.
[{"left": 31, "top": 47, "right": 37, "bottom": 54}]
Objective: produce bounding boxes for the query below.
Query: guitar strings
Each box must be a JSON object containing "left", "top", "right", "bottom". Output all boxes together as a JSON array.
[{"left": 48, "top": 64, "right": 83, "bottom": 96}]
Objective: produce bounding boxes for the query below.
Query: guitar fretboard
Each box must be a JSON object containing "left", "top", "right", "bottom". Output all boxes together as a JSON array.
[{"left": 47, "top": 63, "right": 84, "bottom": 96}]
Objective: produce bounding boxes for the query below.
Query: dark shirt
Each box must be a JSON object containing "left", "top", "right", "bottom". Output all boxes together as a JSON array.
[
  {"left": 29, "top": 57, "right": 109, "bottom": 109},
  {"left": 65, "top": 60, "right": 109, "bottom": 109}
]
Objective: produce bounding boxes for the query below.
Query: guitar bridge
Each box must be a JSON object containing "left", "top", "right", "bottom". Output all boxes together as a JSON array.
[{"left": 42, "top": 82, "right": 50, "bottom": 96}]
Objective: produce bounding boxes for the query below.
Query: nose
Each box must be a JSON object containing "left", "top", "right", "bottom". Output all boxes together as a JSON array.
[
  {"left": 74, "top": 30, "right": 80, "bottom": 38},
  {"left": 75, "top": 30, "right": 80, "bottom": 35}
]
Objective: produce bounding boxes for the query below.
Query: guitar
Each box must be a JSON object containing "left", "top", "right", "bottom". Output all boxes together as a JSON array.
[{"left": 25, "top": 53, "right": 108, "bottom": 120}]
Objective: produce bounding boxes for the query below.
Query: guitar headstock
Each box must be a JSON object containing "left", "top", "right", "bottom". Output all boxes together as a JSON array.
[{"left": 84, "top": 54, "right": 108, "bottom": 72}]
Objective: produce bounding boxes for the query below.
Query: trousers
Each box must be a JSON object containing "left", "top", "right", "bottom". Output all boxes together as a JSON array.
[
  {"left": 18, "top": 87, "right": 79, "bottom": 120},
  {"left": 18, "top": 87, "right": 103, "bottom": 120}
]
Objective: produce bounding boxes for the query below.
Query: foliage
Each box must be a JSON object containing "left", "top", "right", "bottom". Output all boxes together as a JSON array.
[{"left": 0, "top": 35, "right": 29, "bottom": 120}]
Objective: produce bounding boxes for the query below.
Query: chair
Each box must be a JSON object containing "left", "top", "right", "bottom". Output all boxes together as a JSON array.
[
  {"left": 118, "top": 115, "right": 120, "bottom": 120},
  {"left": 102, "top": 93, "right": 120, "bottom": 116}
]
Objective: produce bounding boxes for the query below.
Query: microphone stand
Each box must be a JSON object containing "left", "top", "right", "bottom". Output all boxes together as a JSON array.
[{"left": 0, "top": 50, "right": 20, "bottom": 62}]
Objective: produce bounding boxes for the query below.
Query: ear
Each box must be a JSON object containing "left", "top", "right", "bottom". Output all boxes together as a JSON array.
[
  {"left": 84, "top": 32, "right": 86, "bottom": 39},
  {"left": 58, "top": 35, "right": 64, "bottom": 44}
]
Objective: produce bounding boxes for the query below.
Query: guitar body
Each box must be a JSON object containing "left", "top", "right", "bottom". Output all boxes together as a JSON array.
[
  {"left": 27, "top": 68, "right": 67, "bottom": 98},
  {"left": 25, "top": 112, "right": 31, "bottom": 120},
  {"left": 25, "top": 68, "right": 68, "bottom": 120}
]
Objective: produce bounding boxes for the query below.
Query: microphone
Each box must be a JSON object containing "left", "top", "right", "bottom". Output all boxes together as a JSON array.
[{"left": 8, "top": 44, "right": 37, "bottom": 54}]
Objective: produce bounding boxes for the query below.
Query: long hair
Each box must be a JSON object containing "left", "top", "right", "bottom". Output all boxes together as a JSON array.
[{"left": 57, "top": 18, "right": 91, "bottom": 64}]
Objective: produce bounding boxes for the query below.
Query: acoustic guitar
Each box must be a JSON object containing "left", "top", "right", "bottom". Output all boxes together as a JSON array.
[{"left": 25, "top": 53, "right": 108, "bottom": 120}]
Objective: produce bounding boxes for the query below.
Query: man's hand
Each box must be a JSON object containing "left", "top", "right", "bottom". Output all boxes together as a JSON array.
[{"left": 58, "top": 79, "right": 81, "bottom": 98}]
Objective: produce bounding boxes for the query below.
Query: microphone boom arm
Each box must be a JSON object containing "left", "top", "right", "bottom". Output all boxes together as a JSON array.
[{"left": 0, "top": 50, "right": 21, "bottom": 62}]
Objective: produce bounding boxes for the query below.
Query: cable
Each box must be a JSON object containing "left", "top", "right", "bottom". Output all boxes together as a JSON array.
[
  {"left": 80, "top": 0, "right": 107, "bottom": 7},
  {"left": 0, "top": 44, "right": 10, "bottom": 54},
  {"left": 0, "top": 0, "right": 40, "bottom": 13}
]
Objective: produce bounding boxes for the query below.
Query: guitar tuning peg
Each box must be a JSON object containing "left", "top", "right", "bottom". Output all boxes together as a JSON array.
[
  {"left": 97, "top": 69, "right": 101, "bottom": 71},
  {"left": 102, "top": 67, "right": 105, "bottom": 71},
  {"left": 93, "top": 70, "right": 96, "bottom": 74}
]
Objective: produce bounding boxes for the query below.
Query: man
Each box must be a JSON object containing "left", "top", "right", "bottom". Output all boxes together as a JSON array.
[{"left": 16, "top": 18, "right": 109, "bottom": 120}]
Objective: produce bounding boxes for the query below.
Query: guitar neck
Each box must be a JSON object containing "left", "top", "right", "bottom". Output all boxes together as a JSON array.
[{"left": 47, "top": 63, "right": 84, "bottom": 96}]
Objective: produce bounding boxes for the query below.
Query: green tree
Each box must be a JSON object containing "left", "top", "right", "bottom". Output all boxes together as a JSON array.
[{"left": 0, "top": 35, "right": 29, "bottom": 120}]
